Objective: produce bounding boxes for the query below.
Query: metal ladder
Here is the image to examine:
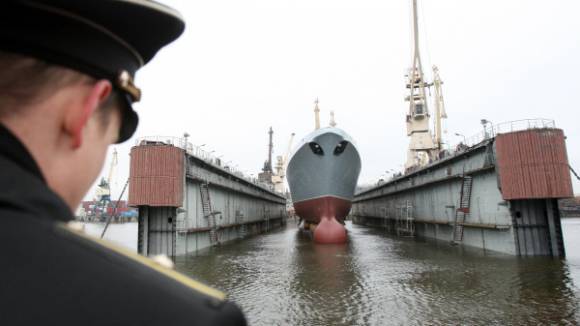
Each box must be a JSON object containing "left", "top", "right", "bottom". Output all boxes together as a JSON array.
[
  {"left": 239, "top": 224, "right": 247, "bottom": 238},
  {"left": 396, "top": 200, "right": 415, "bottom": 237},
  {"left": 171, "top": 215, "right": 176, "bottom": 258},
  {"left": 200, "top": 183, "right": 218, "bottom": 245},
  {"left": 263, "top": 207, "right": 270, "bottom": 232},
  {"left": 236, "top": 210, "right": 247, "bottom": 238},
  {"left": 453, "top": 175, "right": 473, "bottom": 242}
]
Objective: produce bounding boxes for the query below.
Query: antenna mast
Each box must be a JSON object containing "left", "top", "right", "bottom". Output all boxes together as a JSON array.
[{"left": 314, "top": 98, "right": 321, "bottom": 130}]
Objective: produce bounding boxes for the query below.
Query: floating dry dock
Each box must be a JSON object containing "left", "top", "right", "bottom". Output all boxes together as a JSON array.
[
  {"left": 352, "top": 120, "right": 573, "bottom": 256},
  {"left": 128, "top": 137, "right": 287, "bottom": 257}
]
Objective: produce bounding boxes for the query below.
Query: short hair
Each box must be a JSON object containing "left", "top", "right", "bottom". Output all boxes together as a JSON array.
[{"left": 0, "top": 51, "right": 120, "bottom": 128}]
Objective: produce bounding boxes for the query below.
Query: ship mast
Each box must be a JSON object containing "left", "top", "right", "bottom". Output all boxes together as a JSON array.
[
  {"left": 329, "top": 110, "right": 337, "bottom": 127},
  {"left": 404, "top": 0, "right": 436, "bottom": 169},
  {"left": 314, "top": 98, "right": 321, "bottom": 130}
]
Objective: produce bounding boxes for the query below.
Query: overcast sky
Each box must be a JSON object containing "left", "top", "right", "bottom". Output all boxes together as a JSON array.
[{"left": 90, "top": 0, "right": 580, "bottom": 201}]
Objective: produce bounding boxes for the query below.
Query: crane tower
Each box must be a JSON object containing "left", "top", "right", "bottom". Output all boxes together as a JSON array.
[
  {"left": 404, "top": 0, "right": 447, "bottom": 169},
  {"left": 258, "top": 127, "right": 274, "bottom": 184}
]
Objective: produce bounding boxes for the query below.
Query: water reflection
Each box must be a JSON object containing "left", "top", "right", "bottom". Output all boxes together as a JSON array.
[
  {"left": 286, "top": 234, "right": 360, "bottom": 325},
  {"left": 174, "top": 221, "right": 580, "bottom": 325}
]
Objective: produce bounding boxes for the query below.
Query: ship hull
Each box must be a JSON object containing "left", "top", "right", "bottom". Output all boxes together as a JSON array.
[
  {"left": 287, "top": 127, "right": 361, "bottom": 244},
  {"left": 293, "top": 196, "right": 352, "bottom": 225},
  {"left": 293, "top": 196, "right": 351, "bottom": 243}
]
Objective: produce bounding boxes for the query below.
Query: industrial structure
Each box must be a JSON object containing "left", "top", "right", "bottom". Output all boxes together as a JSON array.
[
  {"left": 129, "top": 136, "right": 287, "bottom": 257},
  {"left": 351, "top": 0, "right": 574, "bottom": 257},
  {"left": 404, "top": 0, "right": 447, "bottom": 169},
  {"left": 560, "top": 196, "right": 580, "bottom": 217},
  {"left": 119, "top": 0, "right": 575, "bottom": 260},
  {"left": 77, "top": 148, "right": 135, "bottom": 222},
  {"left": 258, "top": 127, "right": 274, "bottom": 184},
  {"left": 77, "top": 200, "right": 136, "bottom": 223},
  {"left": 256, "top": 127, "right": 295, "bottom": 194},
  {"left": 352, "top": 120, "right": 573, "bottom": 256},
  {"left": 272, "top": 132, "right": 295, "bottom": 194}
]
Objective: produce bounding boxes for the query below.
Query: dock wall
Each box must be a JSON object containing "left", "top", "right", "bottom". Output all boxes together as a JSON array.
[
  {"left": 353, "top": 127, "right": 573, "bottom": 256},
  {"left": 129, "top": 141, "right": 287, "bottom": 257}
]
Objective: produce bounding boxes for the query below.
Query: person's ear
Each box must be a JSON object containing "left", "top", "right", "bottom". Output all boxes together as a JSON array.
[{"left": 64, "top": 80, "right": 112, "bottom": 149}]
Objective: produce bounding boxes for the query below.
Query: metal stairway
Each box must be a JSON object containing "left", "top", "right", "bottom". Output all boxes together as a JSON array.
[
  {"left": 452, "top": 175, "right": 473, "bottom": 243},
  {"left": 200, "top": 183, "right": 218, "bottom": 245}
]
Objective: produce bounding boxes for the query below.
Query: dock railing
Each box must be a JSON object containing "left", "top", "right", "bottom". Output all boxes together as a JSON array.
[
  {"left": 461, "top": 118, "right": 555, "bottom": 148},
  {"left": 359, "top": 118, "right": 557, "bottom": 192},
  {"left": 135, "top": 136, "right": 276, "bottom": 192}
]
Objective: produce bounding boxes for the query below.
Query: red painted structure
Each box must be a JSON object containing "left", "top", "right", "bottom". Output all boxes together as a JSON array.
[
  {"left": 81, "top": 200, "right": 132, "bottom": 216},
  {"left": 128, "top": 145, "right": 184, "bottom": 207},
  {"left": 293, "top": 196, "right": 351, "bottom": 244},
  {"left": 495, "top": 128, "right": 573, "bottom": 200}
]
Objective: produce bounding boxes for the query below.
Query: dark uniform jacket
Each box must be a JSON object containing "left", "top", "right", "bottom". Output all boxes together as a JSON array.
[{"left": 0, "top": 124, "right": 246, "bottom": 325}]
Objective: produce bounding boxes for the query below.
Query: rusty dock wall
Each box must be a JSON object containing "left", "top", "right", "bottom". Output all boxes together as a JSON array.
[
  {"left": 352, "top": 126, "right": 573, "bottom": 256},
  {"left": 129, "top": 140, "right": 287, "bottom": 257}
]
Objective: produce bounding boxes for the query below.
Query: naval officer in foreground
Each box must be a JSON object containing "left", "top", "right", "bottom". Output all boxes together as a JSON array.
[{"left": 0, "top": 1, "right": 246, "bottom": 325}]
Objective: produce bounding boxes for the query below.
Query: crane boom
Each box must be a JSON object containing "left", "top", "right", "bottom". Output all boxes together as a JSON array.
[
  {"left": 432, "top": 65, "right": 447, "bottom": 150},
  {"left": 283, "top": 133, "right": 295, "bottom": 167},
  {"left": 107, "top": 148, "right": 118, "bottom": 187}
]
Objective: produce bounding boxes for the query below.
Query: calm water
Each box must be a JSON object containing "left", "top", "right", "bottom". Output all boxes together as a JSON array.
[
  {"left": 84, "top": 222, "right": 138, "bottom": 250},
  {"left": 88, "top": 219, "right": 580, "bottom": 325}
]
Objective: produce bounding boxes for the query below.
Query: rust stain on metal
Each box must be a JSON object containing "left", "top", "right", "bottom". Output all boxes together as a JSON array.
[
  {"left": 495, "top": 129, "right": 573, "bottom": 200},
  {"left": 128, "top": 145, "right": 184, "bottom": 207}
]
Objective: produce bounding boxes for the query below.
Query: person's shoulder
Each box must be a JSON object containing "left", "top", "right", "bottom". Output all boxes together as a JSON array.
[
  {"left": 61, "top": 222, "right": 224, "bottom": 296},
  {"left": 55, "top": 222, "right": 247, "bottom": 325},
  {"left": 0, "top": 217, "right": 246, "bottom": 325}
]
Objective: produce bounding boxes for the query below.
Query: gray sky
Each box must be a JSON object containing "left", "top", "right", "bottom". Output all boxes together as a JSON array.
[{"left": 90, "top": 0, "right": 580, "bottom": 201}]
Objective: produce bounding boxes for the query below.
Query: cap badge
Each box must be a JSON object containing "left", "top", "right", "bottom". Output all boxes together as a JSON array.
[{"left": 117, "top": 70, "right": 142, "bottom": 102}]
